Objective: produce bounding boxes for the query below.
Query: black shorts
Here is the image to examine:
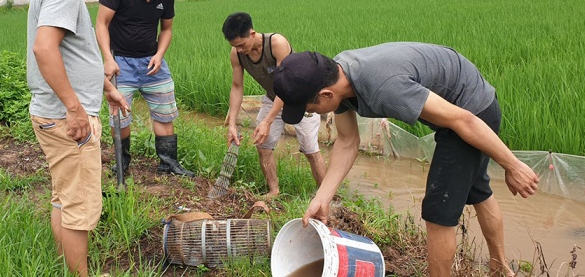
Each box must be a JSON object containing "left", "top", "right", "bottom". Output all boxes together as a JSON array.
[{"left": 421, "top": 99, "right": 501, "bottom": 226}]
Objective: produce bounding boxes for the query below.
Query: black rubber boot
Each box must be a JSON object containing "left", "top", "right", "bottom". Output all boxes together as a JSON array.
[
  {"left": 112, "top": 136, "right": 131, "bottom": 173},
  {"left": 155, "top": 134, "right": 195, "bottom": 177}
]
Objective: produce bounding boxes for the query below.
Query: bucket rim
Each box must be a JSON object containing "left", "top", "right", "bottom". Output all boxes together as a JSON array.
[{"left": 271, "top": 218, "right": 339, "bottom": 277}]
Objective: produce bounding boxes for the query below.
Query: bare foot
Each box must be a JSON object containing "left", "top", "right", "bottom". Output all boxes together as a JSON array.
[
  {"left": 490, "top": 264, "right": 516, "bottom": 277},
  {"left": 261, "top": 192, "right": 279, "bottom": 201}
]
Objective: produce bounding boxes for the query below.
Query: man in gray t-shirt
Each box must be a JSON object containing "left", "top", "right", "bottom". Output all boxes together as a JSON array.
[
  {"left": 272, "top": 43, "right": 539, "bottom": 277},
  {"left": 27, "top": 0, "right": 128, "bottom": 275}
]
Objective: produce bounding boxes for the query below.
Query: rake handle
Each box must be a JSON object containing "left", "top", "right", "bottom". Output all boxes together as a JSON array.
[{"left": 111, "top": 50, "right": 125, "bottom": 191}]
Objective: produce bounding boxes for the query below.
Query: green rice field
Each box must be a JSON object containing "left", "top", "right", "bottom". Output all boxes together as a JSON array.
[
  {"left": 2, "top": 1, "right": 585, "bottom": 276},
  {"left": 1, "top": 0, "right": 584, "bottom": 155}
]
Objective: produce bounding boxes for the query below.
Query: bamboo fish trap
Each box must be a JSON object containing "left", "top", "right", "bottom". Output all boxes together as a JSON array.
[
  {"left": 207, "top": 141, "right": 239, "bottom": 199},
  {"left": 162, "top": 213, "right": 271, "bottom": 268}
]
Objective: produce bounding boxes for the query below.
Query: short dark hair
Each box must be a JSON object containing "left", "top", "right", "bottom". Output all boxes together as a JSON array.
[
  {"left": 321, "top": 54, "right": 339, "bottom": 88},
  {"left": 222, "top": 12, "right": 253, "bottom": 41}
]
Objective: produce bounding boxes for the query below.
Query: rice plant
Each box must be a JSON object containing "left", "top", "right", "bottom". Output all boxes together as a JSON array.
[{"left": 2, "top": 0, "right": 585, "bottom": 154}]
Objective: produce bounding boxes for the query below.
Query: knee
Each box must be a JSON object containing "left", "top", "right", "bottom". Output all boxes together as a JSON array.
[{"left": 303, "top": 151, "right": 323, "bottom": 161}]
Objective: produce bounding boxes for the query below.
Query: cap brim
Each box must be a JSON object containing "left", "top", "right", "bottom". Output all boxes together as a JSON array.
[{"left": 281, "top": 103, "right": 306, "bottom": 125}]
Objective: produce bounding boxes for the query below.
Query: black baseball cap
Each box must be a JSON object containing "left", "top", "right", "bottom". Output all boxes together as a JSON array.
[{"left": 273, "top": 51, "right": 328, "bottom": 124}]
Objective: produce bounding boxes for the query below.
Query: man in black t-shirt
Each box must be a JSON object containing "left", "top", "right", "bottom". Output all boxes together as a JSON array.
[{"left": 96, "top": 0, "right": 194, "bottom": 177}]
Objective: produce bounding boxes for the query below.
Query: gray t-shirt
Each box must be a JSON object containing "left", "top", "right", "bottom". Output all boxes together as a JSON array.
[
  {"left": 334, "top": 42, "right": 495, "bottom": 130},
  {"left": 27, "top": 0, "right": 104, "bottom": 118}
]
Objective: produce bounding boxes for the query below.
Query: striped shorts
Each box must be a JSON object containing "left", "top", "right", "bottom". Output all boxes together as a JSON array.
[{"left": 110, "top": 56, "right": 179, "bottom": 128}]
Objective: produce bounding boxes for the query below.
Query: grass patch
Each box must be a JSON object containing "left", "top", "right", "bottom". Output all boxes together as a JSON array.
[
  {"left": 0, "top": 191, "right": 64, "bottom": 277},
  {"left": 0, "top": 168, "right": 46, "bottom": 191}
]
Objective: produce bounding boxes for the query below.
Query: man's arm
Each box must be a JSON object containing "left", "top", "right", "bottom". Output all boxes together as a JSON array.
[
  {"left": 147, "top": 18, "right": 173, "bottom": 75},
  {"left": 419, "top": 91, "right": 539, "bottom": 197},
  {"left": 227, "top": 48, "right": 245, "bottom": 146},
  {"left": 33, "top": 26, "right": 90, "bottom": 142},
  {"left": 302, "top": 110, "right": 361, "bottom": 226},
  {"left": 252, "top": 34, "right": 292, "bottom": 145},
  {"left": 271, "top": 34, "right": 292, "bottom": 67},
  {"left": 95, "top": 4, "right": 119, "bottom": 78}
]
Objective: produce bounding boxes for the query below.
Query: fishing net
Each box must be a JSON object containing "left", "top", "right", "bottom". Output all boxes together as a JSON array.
[{"left": 236, "top": 95, "right": 585, "bottom": 203}]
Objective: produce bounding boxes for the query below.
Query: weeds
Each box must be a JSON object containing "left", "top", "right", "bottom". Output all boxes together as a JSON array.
[
  {"left": 0, "top": 191, "right": 63, "bottom": 277},
  {"left": 0, "top": 51, "right": 30, "bottom": 125},
  {"left": 0, "top": 168, "right": 46, "bottom": 191}
]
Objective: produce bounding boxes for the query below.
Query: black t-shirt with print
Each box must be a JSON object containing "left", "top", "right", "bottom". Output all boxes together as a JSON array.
[{"left": 100, "top": 0, "right": 175, "bottom": 58}]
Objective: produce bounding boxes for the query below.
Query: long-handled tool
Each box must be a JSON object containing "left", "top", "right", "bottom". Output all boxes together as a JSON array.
[
  {"left": 207, "top": 140, "right": 239, "bottom": 199},
  {"left": 111, "top": 50, "right": 125, "bottom": 191}
]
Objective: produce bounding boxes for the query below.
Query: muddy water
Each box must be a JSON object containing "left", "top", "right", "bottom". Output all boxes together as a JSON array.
[
  {"left": 342, "top": 154, "right": 585, "bottom": 273},
  {"left": 135, "top": 101, "right": 584, "bottom": 273},
  {"left": 286, "top": 259, "right": 324, "bottom": 277},
  {"left": 272, "top": 134, "right": 585, "bottom": 274}
]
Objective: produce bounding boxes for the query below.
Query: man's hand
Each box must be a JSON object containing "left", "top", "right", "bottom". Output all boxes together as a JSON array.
[
  {"left": 504, "top": 160, "right": 539, "bottom": 198},
  {"left": 227, "top": 125, "right": 241, "bottom": 147},
  {"left": 252, "top": 121, "right": 271, "bottom": 145},
  {"left": 104, "top": 77, "right": 130, "bottom": 117},
  {"left": 302, "top": 196, "right": 330, "bottom": 227},
  {"left": 104, "top": 58, "right": 120, "bottom": 80},
  {"left": 65, "top": 104, "right": 91, "bottom": 142},
  {"left": 147, "top": 54, "right": 163, "bottom": 75}
]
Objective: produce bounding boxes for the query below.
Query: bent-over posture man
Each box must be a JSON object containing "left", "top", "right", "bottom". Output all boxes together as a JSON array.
[
  {"left": 96, "top": 0, "right": 194, "bottom": 177},
  {"left": 27, "top": 0, "right": 129, "bottom": 275},
  {"left": 222, "top": 12, "right": 326, "bottom": 197},
  {"left": 272, "top": 43, "right": 540, "bottom": 277}
]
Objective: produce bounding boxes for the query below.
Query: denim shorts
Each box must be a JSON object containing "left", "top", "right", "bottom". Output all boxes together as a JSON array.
[
  {"left": 421, "top": 99, "right": 501, "bottom": 226},
  {"left": 110, "top": 56, "right": 179, "bottom": 128}
]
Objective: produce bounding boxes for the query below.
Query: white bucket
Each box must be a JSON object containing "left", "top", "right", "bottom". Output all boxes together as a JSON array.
[{"left": 271, "top": 218, "right": 385, "bottom": 277}]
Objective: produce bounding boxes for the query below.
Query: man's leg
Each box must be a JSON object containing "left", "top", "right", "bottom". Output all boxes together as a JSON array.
[
  {"left": 294, "top": 113, "right": 326, "bottom": 187},
  {"left": 137, "top": 57, "right": 176, "bottom": 137},
  {"left": 474, "top": 195, "right": 515, "bottom": 276},
  {"left": 33, "top": 116, "right": 101, "bottom": 277},
  {"left": 425, "top": 221, "right": 457, "bottom": 277},
  {"left": 51, "top": 207, "right": 89, "bottom": 276},
  {"left": 257, "top": 147, "right": 279, "bottom": 197},
  {"left": 51, "top": 207, "right": 63, "bottom": 256},
  {"left": 61, "top": 227, "right": 89, "bottom": 277},
  {"left": 153, "top": 121, "right": 173, "bottom": 136},
  {"left": 140, "top": 61, "right": 192, "bottom": 176},
  {"left": 116, "top": 126, "right": 131, "bottom": 139},
  {"left": 154, "top": 126, "right": 195, "bottom": 177},
  {"left": 254, "top": 96, "right": 284, "bottom": 198},
  {"left": 303, "top": 152, "right": 326, "bottom": 187}
]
